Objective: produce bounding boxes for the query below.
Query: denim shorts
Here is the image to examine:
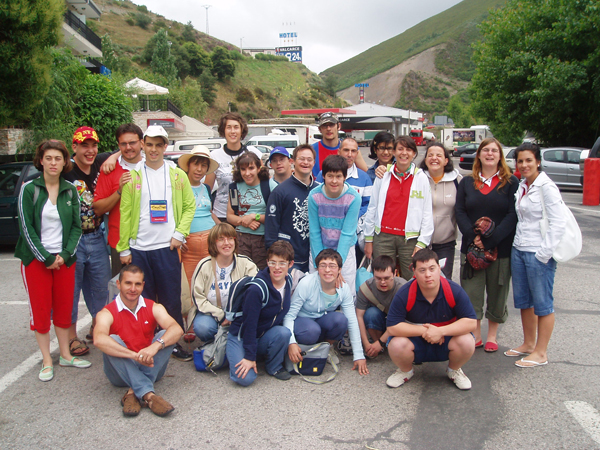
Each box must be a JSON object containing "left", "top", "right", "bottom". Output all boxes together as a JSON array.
[
  {"left": 511, "top": 248, "right": 557, "bottom": 316},
  {"left": 409, "top": 336, "right": 451, "bottom": 364}
]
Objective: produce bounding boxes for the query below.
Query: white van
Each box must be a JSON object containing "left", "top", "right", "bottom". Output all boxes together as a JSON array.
[
  {"left": 164, "top": 138, "right": 227, "bottom": 163},
  {"left": 245, "top": 135, "right": 300, "bottom": 152}
]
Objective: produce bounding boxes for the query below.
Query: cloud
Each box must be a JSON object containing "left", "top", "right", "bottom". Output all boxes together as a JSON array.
[{"left": 140, "top": 0, "right": 462, "bottom": 73}]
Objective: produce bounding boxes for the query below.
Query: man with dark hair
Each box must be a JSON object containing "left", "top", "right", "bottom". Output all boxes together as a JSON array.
[
  {"left": 118, "top": 125, "right": 195, "bottom": 361},
  {"left": 227, "top": 240, "right": 295, "bottom": 386},
  {"left": 308, "top": 155, "right": 360, "bottom": 296},
  {"left": 356, "top": 255, "right": 406, "bottom": 358},
  {"left": 63, "top": 126, "right": 120, "bottom": 354},
  {"left": 385, "top": 248, "right": 477, "bottom": 390},
  {"left": 205, "top": 112, "right": 262, "bottom": 222},
  {"left": 265, "top": 144, "right": 318, "bottom": 272},
  {"left": 94, "top": 123, "right": 144, "bottom": 277},
  {"left": 94, "top": 264, "right": 183, "bottom": 417},
  {"left": 311, "top": 112, "right": 368, "bottom": 177}
]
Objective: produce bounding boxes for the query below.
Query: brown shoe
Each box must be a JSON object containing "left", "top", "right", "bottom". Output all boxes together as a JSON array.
[
  {"left": 143, "top": 394, "right": 174, "bottom": 417},
  {"left": 121, "top": 391, "right": 141, "bottom": 417}
]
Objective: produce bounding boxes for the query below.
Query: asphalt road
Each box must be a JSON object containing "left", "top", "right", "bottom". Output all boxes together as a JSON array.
[{"left": 1, "top": 149, "right": 599, "bottom": 449}]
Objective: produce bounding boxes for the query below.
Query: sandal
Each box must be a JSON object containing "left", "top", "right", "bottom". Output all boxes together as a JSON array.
[
  {"left": 69, "top": 337, "right": 90, "bottom": 357},
  {"left": 142, "top": 394, "right": 174, "bottom": 417}
]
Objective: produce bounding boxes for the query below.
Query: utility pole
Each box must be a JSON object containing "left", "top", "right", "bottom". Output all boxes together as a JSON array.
[
  {"left": 240, "top": 37, "right": 244, "bottom": 54},
  {"left": 201, "top": 5, "right": 211, "bottom": 35}
]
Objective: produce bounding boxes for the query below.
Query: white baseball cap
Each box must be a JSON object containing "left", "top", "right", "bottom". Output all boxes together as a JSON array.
[{"left": 143, "top": 125, "right": 169, "bottom": 145}]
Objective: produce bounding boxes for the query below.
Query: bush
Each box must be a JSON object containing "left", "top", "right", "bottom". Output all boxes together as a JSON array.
[
  {"left": 236, "top": 87, "right": 255, "bottom": 104},
  {"left": 255, "top": 53, "right": 288, "bottom": 62},
  {"left": 136, "top": 4, "right": 148, "bottom": 13},
  {"left": 153, "top": 20, "right": 167, "bottom": 32},
  {"left": 135, "top": 13, "right": 151, "bottom": 29},
  {"left": 125, "top": 17, "right": 134, "bottom": 26}
]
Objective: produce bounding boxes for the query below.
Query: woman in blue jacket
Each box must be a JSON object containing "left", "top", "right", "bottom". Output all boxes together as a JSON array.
[{"left": 14, "top": 140, "right": 90, "bottom": 382}]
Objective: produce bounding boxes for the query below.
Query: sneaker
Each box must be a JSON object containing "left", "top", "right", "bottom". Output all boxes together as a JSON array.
[
  {"left": 328, "top": 345, "right": 340, "bottom": 365},
  {"left": 386, "top": 368, "right": 414, "bottom": 388},
  {"left": 59, "top": 356, "right": 91, "bottom": 368},
  {"left": 39, "top": 365, "right": 54, "bottom": 382},
  {"left": 143, "top": 394, "right": 174, "bottom": 417},
  {"left": 272, "top": 369, "right": 291, "bottom": 381},
  {"left": 172, "top": 343, "right": 193, "bottom": 361},
  {"left": 447, "top": 367, "right": 471, "bottom": 390},
  {"left": 337, "top": 333, "right": 353, "bottom": 356}
]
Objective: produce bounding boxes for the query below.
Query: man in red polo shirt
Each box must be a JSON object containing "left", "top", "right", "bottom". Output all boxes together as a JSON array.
[
  {"left": 94, "top": 264, "right": 183, "bottom": 417},
  {"left": 94, "top": 124, "right": 144, "bottom": 277}
]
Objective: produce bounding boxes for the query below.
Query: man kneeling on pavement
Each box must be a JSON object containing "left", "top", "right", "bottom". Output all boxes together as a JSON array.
[
  {"left": 94, "top": 264, "right": 183, "bottom": 416},
  {"left": 386, "top": 248, "right": 476, "bottom": 390}
]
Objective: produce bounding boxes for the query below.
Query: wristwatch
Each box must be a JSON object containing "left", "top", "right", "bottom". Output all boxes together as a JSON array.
[
  {"left": 156, "top": 338, "right": 165, "bottom": 350},
  {"left": 254, "top": 213, "right": 261, "bottom": 221},
  {"left": 378, "top": 339, "right": 386, "bottom": 348}
]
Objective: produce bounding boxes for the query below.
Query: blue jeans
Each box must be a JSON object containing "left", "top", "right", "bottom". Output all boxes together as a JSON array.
[
  {"left": 72, "top": 229, "right": 111, "bottom": 322},
  {"left": 294, "top": 312, "right": 348, "bottom": 344},
  {"left": 226, "top": 326, "right": 291, "bottom": 387},
  {"left": 102, "top": 330, "right": 174, "bottom": 400},
  {"left": 363, "top": 306, "right": 386, "bottom": 332},
  {"left": 193, "top": 312, "right": 219, "bottom": 342},
  {"left": 511, "top": 248, "right": 557, "bottom": 316}
]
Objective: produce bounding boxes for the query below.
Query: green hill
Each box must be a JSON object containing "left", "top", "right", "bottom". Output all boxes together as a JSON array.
[{"left": 322, "top": 0, "right": 507, "bottom": 90}]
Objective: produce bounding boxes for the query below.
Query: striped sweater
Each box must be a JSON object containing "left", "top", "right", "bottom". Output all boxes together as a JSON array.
[{"left": 307, "top": 183, "right": 360, "bottom": 265}]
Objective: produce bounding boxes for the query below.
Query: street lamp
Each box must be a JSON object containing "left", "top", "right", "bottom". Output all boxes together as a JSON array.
[{"left": 201, "top": 5, "right": 211, "bottom": 35}]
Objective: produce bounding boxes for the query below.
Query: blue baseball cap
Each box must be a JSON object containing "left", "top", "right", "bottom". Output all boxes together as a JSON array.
[{"left": 269, "top": 146, "right": 290, "bottom": 161}]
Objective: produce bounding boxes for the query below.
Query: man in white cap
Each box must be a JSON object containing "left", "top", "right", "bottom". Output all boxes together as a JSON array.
[{"left": 117, "top": 125, "right": 195, "bottom": 361}]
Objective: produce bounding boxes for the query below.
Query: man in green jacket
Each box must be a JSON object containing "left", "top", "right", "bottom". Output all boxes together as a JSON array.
[{"left": 117, "top": 125, "right": 195, "bottom": 361}]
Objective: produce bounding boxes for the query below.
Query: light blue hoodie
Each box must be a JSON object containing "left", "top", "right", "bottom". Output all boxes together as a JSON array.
[{"left": 283, "top": 272, "right": 365, "bottom": 361}]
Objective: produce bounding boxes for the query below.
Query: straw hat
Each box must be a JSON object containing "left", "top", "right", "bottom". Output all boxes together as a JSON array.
[{"left": 178, "top": 145, "right": 219, "bottom": 174}]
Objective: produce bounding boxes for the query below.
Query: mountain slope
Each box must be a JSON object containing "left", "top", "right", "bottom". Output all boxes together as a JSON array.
[{"left": 321, "top": 0, "right": 506, "bottom": 91}]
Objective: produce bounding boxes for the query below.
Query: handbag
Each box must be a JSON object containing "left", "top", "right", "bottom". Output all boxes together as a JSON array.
[
  {"left": 193, "top": 324, "right": 229, "bottom": 374},
  {"left": 284, "top": 342, "right": 339, "bottom": 384},
  {"left": 355, "top": 256, "right": 373, "bottom": 292},
  {"left": 539, "top": 183, "right": 582, "bottom": 262}
]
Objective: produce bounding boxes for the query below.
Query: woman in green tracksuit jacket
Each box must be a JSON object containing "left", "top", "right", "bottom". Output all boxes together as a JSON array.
[{"left": 15, "top": 140, "right": 89, "bottom": 382}]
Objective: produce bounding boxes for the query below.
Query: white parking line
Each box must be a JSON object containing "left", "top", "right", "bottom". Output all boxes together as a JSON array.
[
  {"left": 568, "top": 206, "right": 600, "bottom": 215},
  {"left": 0, "top": 301, "right": 87, "bottom": 306},
  {"left": 565, "top": 401, "right": 600, "bottom": 444},
  {"left": 0, "top": 258, "right": 19, "bottom": 262},
  {"left": 0, "top": 314, "right": 92, "bottom": 395}
]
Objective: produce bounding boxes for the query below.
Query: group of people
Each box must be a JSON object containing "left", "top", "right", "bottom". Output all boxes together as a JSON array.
[{"left": 15, "top": 110, "right": 568, "bottom": 418}]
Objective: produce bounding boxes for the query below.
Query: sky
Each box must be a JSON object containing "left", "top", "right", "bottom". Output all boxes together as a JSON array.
[{"left": 140, "top": 0, "right": 463, "bottom": 73}]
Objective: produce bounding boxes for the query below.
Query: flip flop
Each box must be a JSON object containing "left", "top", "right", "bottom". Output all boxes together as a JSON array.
[
  {"left": 504, "top": 349, "right": 529, "bottom": 357},
  {"left": 515, "top": 358, "right": 548, "bottom": 368},
  {"left": 475, "top": 340, "right": 483, "bottom": 348},
  {"left": 484, "top": 342, "right": 498, "bottom": 353},
  {"left": 69, "top": 337, "right": 90, "bottom": 357}
]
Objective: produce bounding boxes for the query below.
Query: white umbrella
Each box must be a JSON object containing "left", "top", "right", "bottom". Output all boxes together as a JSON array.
[{"left": 125, "top": 77, "right": 169, "bottom": 95}]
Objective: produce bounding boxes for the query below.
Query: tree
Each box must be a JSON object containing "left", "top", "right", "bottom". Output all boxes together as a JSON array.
[
  {"left": 151, "top": 29, "right": 177, "bottom": 83},
  {"left": 470, "top": 0, "right": 600, "bottom": 147},
  {"left": 210, "top": 46, "right": 236, "bottom": 80},
  {"left": 323, "top": 75, "right": 339, "bottom": 97},
  {"left": 0, "top": 0, "right": 64, "bottom": 126},
  {"left": 199, "top": 70, "right": 217, "bottom": 105},
  {"left": 170, "top": 77, "right": 208, "bottom": 119},
  {"left": 181, "top": 21, "right": 196, "bottom": 43},
  {"left": 182, "top": 42, "right": 212, "bottom": 77},
  {"left": 75, "top": 75, "right": 134, "bottom": 152}
]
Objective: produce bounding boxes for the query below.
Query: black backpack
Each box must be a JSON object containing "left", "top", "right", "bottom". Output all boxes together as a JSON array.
[{"left": 228, "top": 180, "right": 271, "bottom": 215}]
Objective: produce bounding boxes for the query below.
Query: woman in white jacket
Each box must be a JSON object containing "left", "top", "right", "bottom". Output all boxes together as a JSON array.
[
  {"left": 364, "top": 136, "right": 433, "bottom": 280},
  {"left": 507, "top": 143, "right": 567, "bottom": 368},
  {"left": 420, "top": 142, "right": 462, "bottom": 279}
]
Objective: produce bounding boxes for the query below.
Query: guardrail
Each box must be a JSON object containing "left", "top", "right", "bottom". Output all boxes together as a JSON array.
[
  {"left": 64, "top": 11, "right": 102, "bottom": 51},
  {"left": 138, "top": 99, "right": 182, "bottom": 118}
]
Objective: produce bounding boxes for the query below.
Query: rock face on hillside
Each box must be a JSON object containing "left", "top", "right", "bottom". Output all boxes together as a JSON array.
[{"left": 337, "top": 45, "right": 464, "bottom": 106}]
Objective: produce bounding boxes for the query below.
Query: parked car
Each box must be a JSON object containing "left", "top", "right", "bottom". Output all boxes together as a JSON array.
[
  {"left": 0, "top": 162, "right": 40, "bottom": 244},
  {"left": 541, "top": 147, "right": 586, "bottom": 189},
  {"left": 245, "top": 135, "right": 299, "bottom": 152},
  {"left": 458, "top": 153, "right": 477, "bottom": 171},
  {"left": 453, "top": 143, "right": 479, "bottom": 157}
]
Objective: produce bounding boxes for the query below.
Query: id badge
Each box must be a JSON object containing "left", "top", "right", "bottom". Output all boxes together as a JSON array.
[{"left": 149, "top": 200, "right": 168, "bottom": 223}]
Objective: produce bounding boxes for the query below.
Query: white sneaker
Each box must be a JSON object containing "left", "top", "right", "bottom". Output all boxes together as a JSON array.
[
  {"left": 386, "top": 368, "right": 414, "bottom": 388},
  {"left": 447, "top": 367, "right": 471, "bottom": 390}
]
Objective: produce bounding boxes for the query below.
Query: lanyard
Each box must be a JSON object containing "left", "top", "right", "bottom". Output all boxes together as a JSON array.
[{"left": 144, "top": 164, "right": 167, "bottom": 200}]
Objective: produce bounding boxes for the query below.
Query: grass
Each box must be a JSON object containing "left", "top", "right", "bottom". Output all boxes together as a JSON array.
[{"left": 322, "top": 0, "right": 507, "bottom": 90}]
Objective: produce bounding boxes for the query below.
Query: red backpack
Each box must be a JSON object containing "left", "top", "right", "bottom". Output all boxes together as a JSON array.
[{"left": 406, "top": 277, "right": 456, "bottom": 327}]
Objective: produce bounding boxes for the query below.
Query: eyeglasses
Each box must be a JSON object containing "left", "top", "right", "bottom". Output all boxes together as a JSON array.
[
  {"left": 267, "top": 261, "right": 289, "bottom": 268},
  {"left": 318, "top": 263, "right": 339, "bottom": 270},
  {"left": 217, "top": 236, "right": 235, "bottom": 243},
  {"left": 295, "top": 157, "right": 314, "bottom": 163},
  {"left": 118, "top": 140, "right": 140, "bottom": 149},
  {"left": 481, "top": 147, "right": 500, "bottom": 154},
  {"left": 376, "top": 145, "right": 394, "bottom": 152}
]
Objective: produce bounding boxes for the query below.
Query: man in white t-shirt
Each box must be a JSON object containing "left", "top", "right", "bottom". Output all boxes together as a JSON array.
[{"left": 117, "top": 125, "right": 195, "bottom": 361}]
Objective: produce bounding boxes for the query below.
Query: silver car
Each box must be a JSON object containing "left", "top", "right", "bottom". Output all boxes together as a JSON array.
[{"left": 540, "top": 147, "right": 586, "bottom": 188}]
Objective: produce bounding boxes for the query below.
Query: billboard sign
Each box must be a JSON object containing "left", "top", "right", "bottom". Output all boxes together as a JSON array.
[
  {"left": 276, "top": 46, "right": 302, "bottom": 63},
  {"left": 453, "top": 130, "right": 475, "bottom": 143}
]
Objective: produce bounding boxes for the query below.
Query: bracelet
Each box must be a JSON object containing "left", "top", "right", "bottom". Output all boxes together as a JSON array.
[
  {"left": 117, "top": 190, "right": 122, "bottom": 196},
  {"left": 378, "top": 339, "right": 386, "bottom": 348}
]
